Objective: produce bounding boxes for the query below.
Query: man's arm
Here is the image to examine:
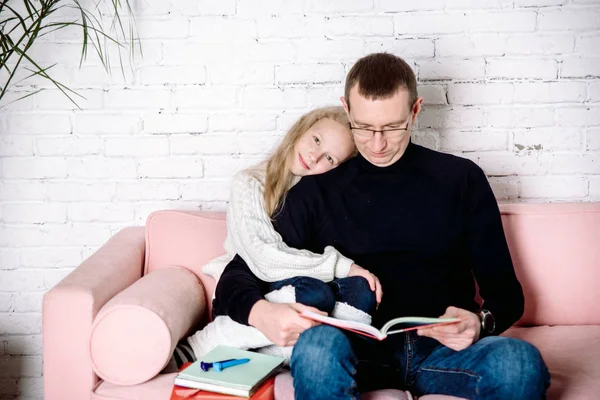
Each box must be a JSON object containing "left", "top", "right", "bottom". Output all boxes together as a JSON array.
[
  {"left": 418, "top": 162, "right": 524, "bottom": 350},
  {"left": 213, "top": 254, "right": 268, "bottom": 325},
  {"left": 272, "top": 178, "right": 320, "bottom": 250},
  {"left": 465, "top": 163, "right": 524, "bottom": 335}
]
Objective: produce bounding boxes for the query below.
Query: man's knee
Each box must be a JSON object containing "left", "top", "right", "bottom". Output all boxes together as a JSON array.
[
  {"left": 293, "top": 277, "right": 336, "bottom": 313},
  {"left": 502, "top": 338, "right": 549, "bottom": 388},
  {"left": 291, "top": 325, "right": 355, "bottom": 377},
  {"left": 292, "top": 326, "right": 353, "bottom": 363},
  {"left": 291, "top": 326, "right": 358, "bottom": 397},
  {"left": 479, "top": 337, "right": 550, "bottom": 398}
]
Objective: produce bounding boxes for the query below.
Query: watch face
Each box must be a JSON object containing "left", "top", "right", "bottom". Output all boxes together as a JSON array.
[{"left": 483, "top": 311, "right": 495, "bottom": 333}]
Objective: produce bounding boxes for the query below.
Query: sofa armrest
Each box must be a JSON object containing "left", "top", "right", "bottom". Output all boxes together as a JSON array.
[{"left": 43, "top": 227, "right": 146, "bottom": 400}]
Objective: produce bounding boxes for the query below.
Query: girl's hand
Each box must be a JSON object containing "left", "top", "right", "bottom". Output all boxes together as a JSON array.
[{"left": 348, "top": 263, "right": 383, "bottom": 305}]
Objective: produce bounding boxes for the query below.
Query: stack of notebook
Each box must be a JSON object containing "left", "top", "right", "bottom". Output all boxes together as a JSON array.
[{"left": 171, "top": 346, "right": 285, "bottom": 399}]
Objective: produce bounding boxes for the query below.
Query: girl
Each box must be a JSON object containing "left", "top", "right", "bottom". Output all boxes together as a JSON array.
[{"left": 169, "top": 106, "right": 382, "bottom": 369}]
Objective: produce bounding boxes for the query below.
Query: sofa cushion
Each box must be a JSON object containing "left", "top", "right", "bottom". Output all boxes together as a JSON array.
[
  {"left": 503, "top": 325, "right": 600, "bottom": 399},
  {"left": 145, "top": 210, "right": 227, "bottom": 313},
  {"left": 90, "top": 266, "right": 205, "bottom": 386},
  {"left": 499, "top": 203, "right": 600, "bottom": 326},
  {"left": 93, "top": 372, "right": 175, "bottom": 400}
]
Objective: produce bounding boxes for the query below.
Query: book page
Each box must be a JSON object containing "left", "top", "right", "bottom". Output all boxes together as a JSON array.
[
  {"left": 301, "top": 311, "right": 465, "bottom": 340},
  {"left": 381, "top": 317, "right": 464, "bottom": 336},
  {"left": 300, "top": 310, "right": 385, "bottom": 340}
]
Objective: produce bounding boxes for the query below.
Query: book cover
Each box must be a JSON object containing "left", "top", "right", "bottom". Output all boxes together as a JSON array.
[
  {"left": 174, "top": 346, "right": 284, "bottom": 398},
  {"left": 171, "top": 376, "right": 275, "bottom": 400},
  {"left": 300, "top": 310, "right": 464, "bottom": 340}
]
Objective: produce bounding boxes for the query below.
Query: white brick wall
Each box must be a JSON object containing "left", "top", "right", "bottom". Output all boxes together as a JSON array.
[{"left": 1, "top": 1, "right": 599, "bottom": 397}]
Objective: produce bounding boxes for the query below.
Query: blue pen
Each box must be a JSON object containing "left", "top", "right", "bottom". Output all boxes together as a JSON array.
[
  {"left": 214, "top": 357, "right": 250, "bottom": 372},
  {"left": 200, "top": 358, "right": 235, "bottom": 372}
]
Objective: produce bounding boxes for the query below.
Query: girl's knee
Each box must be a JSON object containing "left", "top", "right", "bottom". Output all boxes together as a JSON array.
[
  {"left": 338, "top": 276, "right": 377, "bottom": 314},
  {"left": 294, "top": 277, "right": 336, "bottom": 313}
]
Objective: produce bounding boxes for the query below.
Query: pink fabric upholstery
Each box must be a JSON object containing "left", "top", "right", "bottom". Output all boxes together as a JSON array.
[
  {"left": 90, "top": 266, "right": 205, "bottom": 385},
  {"left": 43, "top": 227, "right": 146, "bottom": 400},
  {"left": 43, "top": 203, "right": 600, "bottom": 400},
  {"left": 93, "top": 372, "right": 175, "bottom": 400},
  {"left": 145, "top": 210, "right": 225, "bottom": 316},
  {"left": 500, "top": 203, "right": 600, "bottom": 326}
]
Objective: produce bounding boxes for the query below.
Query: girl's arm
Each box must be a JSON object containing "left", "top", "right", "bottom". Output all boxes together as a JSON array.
[{"left": 226, "top": 171, "right": 353, "bottom": 283}]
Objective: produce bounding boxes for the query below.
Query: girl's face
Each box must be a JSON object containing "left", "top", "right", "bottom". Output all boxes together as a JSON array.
[{"left": 289, "top": 118, "right": 355, "bottom": 177}]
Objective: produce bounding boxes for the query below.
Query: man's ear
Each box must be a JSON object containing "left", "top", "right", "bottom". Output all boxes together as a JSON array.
[
  {"left": 340, "top": 96, "right": 350, "bottom": 115},
  {"left": 411, "top": 97, "right": 424, "bottom": 124}
]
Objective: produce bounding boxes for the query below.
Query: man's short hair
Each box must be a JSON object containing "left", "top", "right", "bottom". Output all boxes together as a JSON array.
[{"left": 345, "top": 52, "right": 418, "bottom": 110}]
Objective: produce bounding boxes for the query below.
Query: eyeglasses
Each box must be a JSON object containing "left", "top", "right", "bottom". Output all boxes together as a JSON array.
[{"left": 348, "top": 121, "right": 410, "bottom": 138}]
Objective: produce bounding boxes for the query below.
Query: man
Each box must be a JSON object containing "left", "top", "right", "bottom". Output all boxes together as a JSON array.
[{"left": 214, "top": 53, "right": 550, "bottom": 399}]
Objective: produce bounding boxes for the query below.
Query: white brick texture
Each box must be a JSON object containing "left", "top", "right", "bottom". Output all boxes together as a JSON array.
[{"left": 1, "top": 1, "right": 599, "bottom": 398}]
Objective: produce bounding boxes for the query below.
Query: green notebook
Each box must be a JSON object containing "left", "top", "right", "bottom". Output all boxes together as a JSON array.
[{"left": 174, "top": 346, "right": 285, "bottom": 398}]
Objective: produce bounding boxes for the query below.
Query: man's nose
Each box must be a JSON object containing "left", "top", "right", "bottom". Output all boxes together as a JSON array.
[{"left": 372, "top": 132, "right": 386, "bottom": 152}]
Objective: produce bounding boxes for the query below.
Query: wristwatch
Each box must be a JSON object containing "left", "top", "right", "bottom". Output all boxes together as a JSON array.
[{"left": 478, "top": 309, "right": 496, "bottom": 335}]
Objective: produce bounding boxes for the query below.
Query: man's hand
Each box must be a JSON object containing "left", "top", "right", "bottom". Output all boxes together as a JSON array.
[
  {"left": 417, "top": 306, "right": 481, "bottom": 351},
  {"left": 248, "top": 300, "right": 325, "bottom": 347},
  {"left": 348, "top": 263, "right": 383, "bottom": 305}
]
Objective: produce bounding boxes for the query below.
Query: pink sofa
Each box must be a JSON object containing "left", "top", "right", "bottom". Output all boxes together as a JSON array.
[{"left": 43, "top": 203, "right": 600, "bottom": 400}]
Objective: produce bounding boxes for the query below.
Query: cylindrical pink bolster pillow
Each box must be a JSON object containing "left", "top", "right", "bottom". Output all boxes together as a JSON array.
[{"left": 90, "top": 266, "right": 205, "bottom": 385}]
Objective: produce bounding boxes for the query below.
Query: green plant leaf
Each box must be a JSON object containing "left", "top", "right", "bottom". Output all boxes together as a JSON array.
[
  {"left": 15, "top": 46, "right": 85, "bottom": 108},
  {"left": 4, "top": 4, "right": 30, "bottom": 36},
  {"left": 0, "top": 88, "right": 43, "bottom": 109},
  {"left": 1, "top": 0, "right": 140, "bottom": 107}
]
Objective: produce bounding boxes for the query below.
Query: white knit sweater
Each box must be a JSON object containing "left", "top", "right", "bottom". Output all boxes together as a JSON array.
[{"left": 202, "top": 168, "right": 354, "bottom": 285}]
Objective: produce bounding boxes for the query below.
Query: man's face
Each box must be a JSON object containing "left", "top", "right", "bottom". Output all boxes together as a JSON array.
[{"left": 341, "top": 85, "right": 423, "bottom": 167}]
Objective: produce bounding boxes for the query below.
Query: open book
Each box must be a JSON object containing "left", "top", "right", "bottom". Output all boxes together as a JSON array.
[{"left": 300, "top": 310, "right": 464, "bottom": 341}]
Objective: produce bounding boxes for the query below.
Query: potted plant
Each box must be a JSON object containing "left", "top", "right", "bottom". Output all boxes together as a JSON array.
[{"left": 0, "top": 0, "right": 140, "bottom": 108}]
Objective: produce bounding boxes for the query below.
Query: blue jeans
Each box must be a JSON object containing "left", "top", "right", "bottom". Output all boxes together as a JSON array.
[
  {"left": 291, "top": 325, "right": 550, "bottom": 400},
  {"left": 268, "top": 276, "right": 376, "bottom": 315}
]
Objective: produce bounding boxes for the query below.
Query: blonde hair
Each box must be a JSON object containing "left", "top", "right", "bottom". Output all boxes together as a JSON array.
[{"left": 258, "top": 106, "right": 352, "bottom": 218}]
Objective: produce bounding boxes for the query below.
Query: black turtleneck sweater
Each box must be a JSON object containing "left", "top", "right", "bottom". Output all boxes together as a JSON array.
[{"left": 214, "top": 142, "right": 524, "bottom": 335}]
